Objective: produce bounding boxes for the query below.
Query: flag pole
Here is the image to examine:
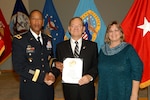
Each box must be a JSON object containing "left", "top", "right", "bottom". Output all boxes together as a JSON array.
[{"left": 148, "top": 86, "right": 150, "bottom": 100}]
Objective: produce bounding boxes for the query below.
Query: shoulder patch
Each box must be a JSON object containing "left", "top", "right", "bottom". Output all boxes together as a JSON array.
[{"left": 14, "top": 34, "right": 22, "bottom": 39}]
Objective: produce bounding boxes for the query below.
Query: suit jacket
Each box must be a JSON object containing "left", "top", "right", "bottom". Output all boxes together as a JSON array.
[
  {"left": 12, "top": 31, "right": 59, "bottom": 100},
  {"left": 56, "top": 39, "right": 98, "bottom": 100}
]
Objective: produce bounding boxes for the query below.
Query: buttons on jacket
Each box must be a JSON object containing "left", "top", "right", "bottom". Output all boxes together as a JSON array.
[
  {"left": 23, "top": 79, "right": 27, "bottom": 83},
  {"left": 28, "top": 58, "right": 33, "bottom": 62},
  {"left": 41, "top": 58, "right": 44, "bottom": 61},
  {"left": 42, "top": 65, "right": 45, "bottom": 68},
  {"left": 29, "top": 53, "right": 31, "bottom": 56}
]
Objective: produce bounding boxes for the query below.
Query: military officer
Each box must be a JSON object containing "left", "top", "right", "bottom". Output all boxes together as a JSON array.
[{"left": 12, "top": 10, "right": 60, "bottom": 100}]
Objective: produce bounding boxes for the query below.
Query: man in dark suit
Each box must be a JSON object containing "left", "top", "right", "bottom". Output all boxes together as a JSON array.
[
  {"left": 12, "top": 10, "right": 60, "bottom": 100},
  {"left": 56, "top": 17, "right": 98, "bottom": 100}
]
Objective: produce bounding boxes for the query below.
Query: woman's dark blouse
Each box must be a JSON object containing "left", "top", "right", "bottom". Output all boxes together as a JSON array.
[{"left": 97, "top": 44, "right": 143, "bottom": 100}]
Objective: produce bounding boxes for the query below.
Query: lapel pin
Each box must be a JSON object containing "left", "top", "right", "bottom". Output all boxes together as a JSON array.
[{"left": 83, "top": 46, "right": 86, "bottom": 50}]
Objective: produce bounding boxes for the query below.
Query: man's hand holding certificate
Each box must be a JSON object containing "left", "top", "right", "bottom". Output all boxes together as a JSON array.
[{"left": 62, "top": 58, "right": 83, "bottom": 84}]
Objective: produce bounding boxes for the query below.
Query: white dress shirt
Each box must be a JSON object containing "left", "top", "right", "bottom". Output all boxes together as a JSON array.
[
  {"left": 70, "top": 37, "right": 82, "bottom": 54},
  {"left": 30, "top": 28, "right": 43, "bottom": 45}
]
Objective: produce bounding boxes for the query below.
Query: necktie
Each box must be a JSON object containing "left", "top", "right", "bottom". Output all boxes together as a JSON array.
[
  {"left": 74, "top": 41, "right": 79, "bottom": 58},
  {"left": 37, "top": 36, "right": 42, "bottom": 46}
]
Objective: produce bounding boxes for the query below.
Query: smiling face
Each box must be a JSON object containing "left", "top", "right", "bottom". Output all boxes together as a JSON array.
[
  {"left": 105, "top": 21, "right": 124, "bottom": 45},
  {"left": 29, "top": 10, "right": 43, "bottom": 35},
  {"left": 108, "top": 24, "right": 122, "bottom": 43},
  {"left": 68, "top": 17, "right": 85, "bottom": 40}
]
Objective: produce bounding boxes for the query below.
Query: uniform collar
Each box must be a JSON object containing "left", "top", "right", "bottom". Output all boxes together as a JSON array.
[{"left": 30, "top": 28, "right": 42, "bottom": 41}]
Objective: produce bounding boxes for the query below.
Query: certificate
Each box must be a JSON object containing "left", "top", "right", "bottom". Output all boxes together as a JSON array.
[{"left": 62, "top": 58, "right": 83, "bottom": 84}]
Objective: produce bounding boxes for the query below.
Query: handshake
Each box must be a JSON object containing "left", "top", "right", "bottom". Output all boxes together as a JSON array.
[
  {"left": 44, "top": 72, "right": 55, "bottom": 86},
  {"left": 44, "top": 61, "right": 63, "bottom": 86}
]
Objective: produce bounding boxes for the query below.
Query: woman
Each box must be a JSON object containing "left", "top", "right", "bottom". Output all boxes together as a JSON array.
[{"left": 97, "top": 21, "right": 143, "bottom": 100}]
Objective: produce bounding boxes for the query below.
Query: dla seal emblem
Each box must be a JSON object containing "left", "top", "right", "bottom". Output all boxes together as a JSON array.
[
  {"left": 81, "top": 10, "right": 101, "bottom": 42},
  {"left": 10, "top": 12, "right": 29, "bottom": 35}
]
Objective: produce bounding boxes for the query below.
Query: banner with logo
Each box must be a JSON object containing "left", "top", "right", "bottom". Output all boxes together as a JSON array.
[
  {"left": 42, "top": 0, "right": 65, "bottom": 57},
  {"left": 9, "top": 0, "right": 29, "bottom": 36},
  {"left": 64, "top": 0, "right": 106, "bottom": 52}
]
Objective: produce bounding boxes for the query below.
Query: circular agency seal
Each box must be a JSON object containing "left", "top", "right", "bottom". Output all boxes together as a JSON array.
[
  {"left": 81, "top": 10, "right": 101, "bottom": 41},
  {"left": 10, "top": 12, "right": 29, "bottom": 36}
]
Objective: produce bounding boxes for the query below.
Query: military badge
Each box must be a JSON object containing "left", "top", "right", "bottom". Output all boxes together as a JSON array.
[
  {"left": 46, "top": 40, "right": 52, "bottom": 50},
  {"left": 26, "top": 45, "right": 35, "bottom": 53},
  {"left": 14, "top": 34, "right": 22, "bottom": 39},
  {"left": 82, "top": 46, "right": 86, "bottom": 50}
]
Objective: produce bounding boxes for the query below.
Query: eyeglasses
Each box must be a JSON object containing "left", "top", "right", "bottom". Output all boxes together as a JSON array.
[{"left": 108, "top": 30, "right": 120, "bottom": 33}]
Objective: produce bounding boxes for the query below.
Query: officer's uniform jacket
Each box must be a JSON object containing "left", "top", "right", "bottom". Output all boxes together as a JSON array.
[{"left": 12, "top": 31, "right": 59, "bottom": 100}]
